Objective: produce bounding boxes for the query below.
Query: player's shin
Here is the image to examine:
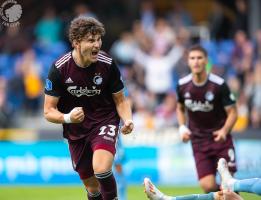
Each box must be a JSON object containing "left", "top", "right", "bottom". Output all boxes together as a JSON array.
[
  {"left": 95, "top": 170, "right": 118, "bottom": 200},
  {"left": 174, "top": 193, "right": 215, "bottom": 200},
  {"left": 234, "top": 178, "right": 261, "bottom": 195}
]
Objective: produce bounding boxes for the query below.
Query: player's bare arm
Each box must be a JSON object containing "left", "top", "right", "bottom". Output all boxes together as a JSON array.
[
  {"left": 213, "top": 105, "right": 238, "bottom": 142},
  {"left": 44, "top": 94, "right": 84, "bottom": 124},
  {"left": 176, "top": 102, "right": 191, "bottom": 142},
  {"left": 112, "top": 90, "right": 133, "bottom": 135}
]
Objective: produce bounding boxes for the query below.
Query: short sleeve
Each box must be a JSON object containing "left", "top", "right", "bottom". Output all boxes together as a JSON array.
[
  {"left": 220, "top": 82, "right": 236, "bottom": 107},
  {"left": 176, "top": 84, "right": 184, "bottom": 104},
  {"left": 44, "top": 64, "right": 64, "bottom": 97},
  {"left": 109, "top": 61, "right": 124, "bottom": 94}
]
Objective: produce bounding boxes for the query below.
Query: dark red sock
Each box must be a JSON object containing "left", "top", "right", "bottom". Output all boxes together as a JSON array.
[
  {"left": 87, "top": 191, "right": 102, "bottom": 200},
  {"left": 95, "top": 170, "right": 118, "bottom": 200}
]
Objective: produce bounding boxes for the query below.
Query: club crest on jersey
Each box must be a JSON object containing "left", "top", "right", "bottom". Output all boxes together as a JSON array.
[
  {"left": 205, "top": 91, "right": 214, "bottom": 101},
  {"left": 93, "top": 75, "right": 103, "bottom": 85}
]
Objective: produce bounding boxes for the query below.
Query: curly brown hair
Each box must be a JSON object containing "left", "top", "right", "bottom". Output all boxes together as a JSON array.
[{"left": 69, "top": 16, "right": 105, "bottom": 45}]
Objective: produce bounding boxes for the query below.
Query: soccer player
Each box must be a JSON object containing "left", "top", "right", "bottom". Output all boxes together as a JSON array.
[
  {"left": 218, "top": 158, "right": 261, "bottom": 196},
  {"left": 43, "top": 16, "right": 134, "bottom": 200},
  {"left": 144, "top": 177, "right": 242, "bottom": 200},
  {"left": 176, "top": 45, "right": 238, "bottom": 193},
  {"left": 113, "top": 135, "right": 127, "bottom": 200},
  {"left": 144, "top": 158, "right": 261, "bottom": 200}
]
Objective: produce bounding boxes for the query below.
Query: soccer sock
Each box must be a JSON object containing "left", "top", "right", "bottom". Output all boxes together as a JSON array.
[
  {"left": 171, "top": 192, "right": 215, "bottom": 200},
  {"left": 95, "top": 170, "right": 118, "bottom": 200},
  {"left": 234, "top": 178, "right": 261, "bottom": 195},
  {"left": 87, "top": 190, "right": 102, "bottom": 200}
]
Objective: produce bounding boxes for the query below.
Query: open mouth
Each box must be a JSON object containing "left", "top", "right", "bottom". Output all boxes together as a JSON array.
[{"left": 91, "top": 50, "right": 99, "bottom": 57}]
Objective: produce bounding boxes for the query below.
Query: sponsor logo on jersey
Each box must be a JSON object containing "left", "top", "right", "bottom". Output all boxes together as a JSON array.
[
  {"left": 67, "top": 86, "right": 101, "bottom": 97},
  {"left": 93, "top": 75, "right": 103, "bottom": 85},
  {"left": 185, "top": 99, "right": 214, "bottom": 112}
]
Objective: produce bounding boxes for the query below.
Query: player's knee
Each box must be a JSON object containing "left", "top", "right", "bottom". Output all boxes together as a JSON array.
[
  {"left": 93, "top": 163, "right": 112, "bottom": 174},
  {"left": 200, "top": 182, "right": 218, "bottom": 193}
]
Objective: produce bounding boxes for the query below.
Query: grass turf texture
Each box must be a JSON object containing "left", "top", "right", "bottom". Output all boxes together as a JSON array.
[{"left": 0, "top": 185, "right": 259, "bottom": 200}]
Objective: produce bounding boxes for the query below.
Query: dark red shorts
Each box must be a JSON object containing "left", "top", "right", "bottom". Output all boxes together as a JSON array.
[
  {"left": 68, "top": 123, "right": 119, "bottom": 180},
  {"left": 192, "top": 137, "right": 237, "bottom": 180}
]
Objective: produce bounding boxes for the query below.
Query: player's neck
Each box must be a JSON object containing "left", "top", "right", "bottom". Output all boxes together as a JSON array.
[
  {"left": 192, "top": 71, "right": 207, "bottom": 85},
  {"left": 72, "top": 50, "right": 91, "bottom": 68}
]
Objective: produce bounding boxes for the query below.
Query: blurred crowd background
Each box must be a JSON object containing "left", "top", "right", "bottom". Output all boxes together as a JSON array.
[{"left": 0, "top": 0, "right": 261, "bottom": 136}]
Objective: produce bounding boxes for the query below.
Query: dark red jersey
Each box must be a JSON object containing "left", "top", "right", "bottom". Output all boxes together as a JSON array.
[
  {"left": 176, "top": 73, "right": 236, "bottom": 142},
  {"left": 45, "top": 51, "right": 124, "bottom": 140}
]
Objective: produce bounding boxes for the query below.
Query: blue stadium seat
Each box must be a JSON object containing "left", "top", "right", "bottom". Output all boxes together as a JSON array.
[{"left": 201, "top": 40, "right": 218, "bottom": 65}]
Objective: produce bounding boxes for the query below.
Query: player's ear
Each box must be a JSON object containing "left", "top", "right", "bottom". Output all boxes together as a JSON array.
[{"left": 72, "top": 40, "right": 79, "bottom": 49}]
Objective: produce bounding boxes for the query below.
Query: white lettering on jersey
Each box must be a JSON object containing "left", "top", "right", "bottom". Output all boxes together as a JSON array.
[
  {"left": 185, "top": 99, "right": 214, "bottom": 112},
  {"left": 67, "top": 86, "right": 101, "bottom": 97}
]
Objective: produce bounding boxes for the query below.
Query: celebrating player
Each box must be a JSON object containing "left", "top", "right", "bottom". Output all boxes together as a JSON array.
[
  {"left": 44, "top": 16, "right": 134, "bottom": 200},
  {"left": 176, "top": 45, "right": 238, "bottom": 192}
]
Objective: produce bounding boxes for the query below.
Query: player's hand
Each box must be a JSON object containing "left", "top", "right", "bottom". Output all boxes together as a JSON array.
[
  {"left": 70, "top": 107, "right": 85, "bottom": 123},
  {"left": 181, "top": 133, "right": 191, "bottom": 143},
  {"left": 179, "top": 125, "right": 191, "bottom": 143},
  {"left": 213, "top": 128, "right": 227, "bottom": 142},
  {"left": 214, "top": 191, "right": 224, "bottom": 200},
  {"left": 220, "top": 190, "right": 243, "bottom": 200},
  {"left": 121, "top": 119, "right": 134, "bottom": 135}
]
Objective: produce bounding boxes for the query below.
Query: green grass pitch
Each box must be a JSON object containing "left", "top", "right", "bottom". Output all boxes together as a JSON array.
[{"left": 0, "top": 185, "right": 259, "bottom": 200}]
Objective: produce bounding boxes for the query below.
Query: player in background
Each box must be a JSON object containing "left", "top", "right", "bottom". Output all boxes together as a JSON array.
[
  {"left": 113, "top": 135, "right": 127, "bottom": 200},
  {"left": 176, "top": 45, "right": 238, "bottom": 193},
  {"left": 43, "top": 16, "right": 134, "bottom": 200},
  {"left": 144, "top": 158, "right": 261, "bottom": 200}
]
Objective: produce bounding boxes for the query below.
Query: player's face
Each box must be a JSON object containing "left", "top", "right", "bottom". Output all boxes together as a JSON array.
[
  {"left": 188, "top": 50, "right": 207, "bottom": 75},
  {"left": 77, "top": 34, "right": 102, "bottom": 63}
]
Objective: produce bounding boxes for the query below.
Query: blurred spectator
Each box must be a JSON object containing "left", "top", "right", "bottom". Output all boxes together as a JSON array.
[
  {"left": 74, "top": 3, "right": 97, "bottom": 18},
  {"left": 231, "top": 30, "right": 253, "bottom": 84},
  {"left": 166, "top": 0, "right": 193, "bottom": 29},
  {"left": 16, "top": 49, "right": 43, "bottom": 115},
  {"left": 134, "top": 41, "right": 183, "bottom": 102},
  {"left": 35, "top": 6, "right": 63, "bottom": 46},
  {"left": 132, "top": 20, "right": 152, "bottom": 52},
  {"left": 139, "top": 0, "right": 156, "bottom": 35},
  {"left": 149, "top": 18, "right": 176, "bottom": 55},
  {"left": 0, "top": 26, "right": 31, "bottom": 54},
  {"left": 249, "top": 61, "right": 261, "bottom": 128},
  {"left": 0, "top": 77, "right": 14, "bottom": 128},
  {"left": 228, "top": 76, "right": 249, "bottom": 132},
  {"left": 110, "top": 31, "right": 137, "bottom": 67},
  {"left": 131, "top": 89, "right": 157, "bottom": 131},
  {"left": 253, "top": 29, "right": 261, "bottom": 61},
  {"left": 233, "top": 0, "right": 248, "bottom": 34},
  {"left": 208, "top": 1, "right": 233, "bottom": 40},
  {"left": 155, "top": 93, "right": 178, "bottom": 130}
]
